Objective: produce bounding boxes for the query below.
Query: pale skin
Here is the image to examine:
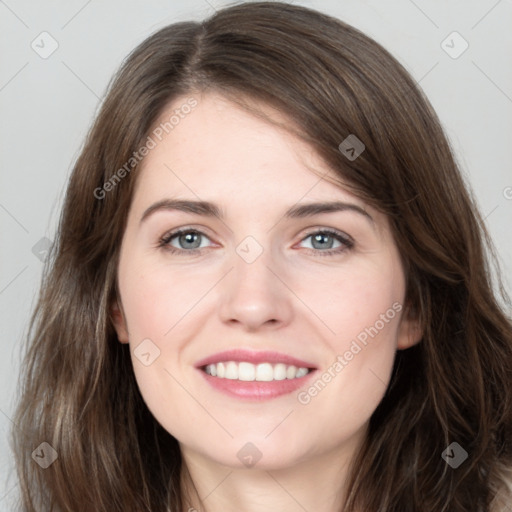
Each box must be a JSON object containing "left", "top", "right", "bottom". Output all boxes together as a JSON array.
[{"left": 111, "top": 91, "right": 422, "bottom": 512}]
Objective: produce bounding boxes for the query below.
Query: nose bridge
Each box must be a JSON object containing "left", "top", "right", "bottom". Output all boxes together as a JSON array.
[
  {"left": 217, "top": 234, "right": 293, "bottom": 329},
  {"left": 233, "top": 236, "right": 274, "bottom": 289}
]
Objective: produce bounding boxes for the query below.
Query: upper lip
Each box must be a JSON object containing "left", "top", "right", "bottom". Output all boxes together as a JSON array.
[{"left": 195, "top": 349, "right": 317, "bottom": 369}]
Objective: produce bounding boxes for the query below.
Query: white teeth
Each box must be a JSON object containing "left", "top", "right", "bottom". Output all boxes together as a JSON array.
[
  {"left": 203, "top": 361, "right": 311, "bottom": 381},
  {"left": 225, "top": 361, "right": 238, "bottom": 380},
  {"left": 295, "top": 367, "right": 309, "bottom": 378},
  {"left": 238, "top": 362, "right": 255, "bottom": 381},
  {"left": 256, "top": 363, "right": 274, "bottom": 381},
  {"left": 274, "top": 363, "right": 287, "bottom": 380}
]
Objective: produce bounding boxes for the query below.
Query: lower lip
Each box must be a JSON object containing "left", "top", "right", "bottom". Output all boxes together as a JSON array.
[{"left": 197, "top": 368, "right": 317, "bottom": 401}]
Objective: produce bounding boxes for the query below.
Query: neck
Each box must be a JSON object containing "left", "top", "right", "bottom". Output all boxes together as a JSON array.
[{"left": 179, "top": 429, "right": 366, "bottom": 512}]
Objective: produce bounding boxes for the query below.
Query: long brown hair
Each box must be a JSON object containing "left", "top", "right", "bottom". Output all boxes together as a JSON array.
[{"left": 11, "top": 2, "right": 512, "bottom": 510}]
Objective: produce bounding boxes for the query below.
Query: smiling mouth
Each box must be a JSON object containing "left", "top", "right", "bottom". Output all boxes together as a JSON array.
[{"left": 202, "top": 361, "right": 313, "bottom": 381}]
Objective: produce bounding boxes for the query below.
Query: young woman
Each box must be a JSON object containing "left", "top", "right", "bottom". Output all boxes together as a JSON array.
[{"left": 12, "top": 2, "right": 512, "bottom": 511}]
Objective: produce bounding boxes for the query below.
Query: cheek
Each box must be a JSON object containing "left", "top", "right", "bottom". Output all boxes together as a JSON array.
[
  {"left": 120, "top": 259, "right": 211, "bottom": 341},
  {"left": 118, "top": 259, "right": 215, "bottom": 425},
  {"left": 118, "top": 264, "right": 205, "bottom": 438},
  {"left": 302, "top": 259, "right": 404, "bottom": 347},
  {"left": 294, "top": 258, "right": 404, "bottom": 422}
]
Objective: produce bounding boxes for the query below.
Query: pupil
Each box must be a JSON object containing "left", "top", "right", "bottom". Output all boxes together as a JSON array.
[
  {"left": 313, "top": 233, "right": 332, "bottom": 250},
  {"left": 180, "top": 232, "right": 201, "bottom": 249}
]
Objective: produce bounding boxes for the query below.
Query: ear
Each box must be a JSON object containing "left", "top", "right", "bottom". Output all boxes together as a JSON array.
[
  {"left": 396, "top": 304, "right": 423, "bottom": 350},
  {"left": 110, "top": 299, "right": 129, "bottom": 344}
]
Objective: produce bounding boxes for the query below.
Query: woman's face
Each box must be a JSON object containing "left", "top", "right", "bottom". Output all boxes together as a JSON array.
[{"left": 112, "top": 91, "right": 420, "bottom": 470}]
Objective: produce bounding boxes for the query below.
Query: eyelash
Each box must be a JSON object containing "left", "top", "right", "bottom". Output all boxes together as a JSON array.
[{"left": 157, "top": 227, "right": 354, "bottom": 257}]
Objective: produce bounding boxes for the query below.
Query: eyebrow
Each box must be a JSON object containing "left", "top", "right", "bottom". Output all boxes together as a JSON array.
[{"left": 140, "top": 198, "right": 374, "bottom": 226}]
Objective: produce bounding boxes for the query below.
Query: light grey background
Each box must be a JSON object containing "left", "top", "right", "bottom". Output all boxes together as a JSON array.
[{"left": 1, "top": 0, "right": 511, "bottom": 507}]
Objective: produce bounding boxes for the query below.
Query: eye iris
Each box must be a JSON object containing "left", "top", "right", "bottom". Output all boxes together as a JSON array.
[
  {"left": 179, "top": 232, "right": 201, "bottom": 249},
  {"left": 312, "top": 233, "right": 333, "bottom": 250}
]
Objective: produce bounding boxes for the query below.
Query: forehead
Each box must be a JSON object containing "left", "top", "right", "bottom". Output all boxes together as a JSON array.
[{"left": 132, "top": 91, "right": 363, "bottom": 208}]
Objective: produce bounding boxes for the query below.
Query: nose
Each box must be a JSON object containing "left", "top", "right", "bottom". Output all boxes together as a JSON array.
[{"left": 217, "top": 245, "right": 294, "bottom": 332}]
